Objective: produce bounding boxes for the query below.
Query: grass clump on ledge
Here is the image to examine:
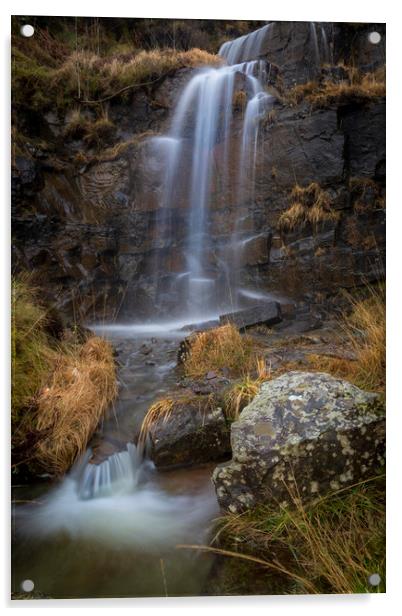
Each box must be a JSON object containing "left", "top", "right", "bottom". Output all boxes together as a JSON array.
[
  {"left": 138, "top": 397, "right": 175, "bottom": 449},
  {"left": 278, "top": 182, "right": 339, "bottom": 234},
  {"left": 205, "top": 475, "right": 385, "bottom": 594},
  {"left": 183, "top": 323, "right": 260, "bottom": 379},
  {"left": 307, "top": 283, "right": 385, "bottom": 393},
  {"left": 224, "top": 357, "right": 270, "bottom": 421},
  {"left": 11, "top": 277, "right": 117, "bottom": 475},
  {"left": 285, "top": 66, "right": 385, "bottom": 108}
]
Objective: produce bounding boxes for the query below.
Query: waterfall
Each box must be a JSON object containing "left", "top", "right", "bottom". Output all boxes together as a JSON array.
[
  {"left": 150, "top": 25, "right": 274, "bottom": 320},
  {"left": 17, "top": 441, "right": 218, "bottom": 549},
  {"left": 75, "top": 443, "right": 142, "bottom": 500},
  {"left": 218, "top": 23, "right": 273, "bottom": 65},
  {"left": 310, "top": 22, "right": 332, "bottom": 67}
]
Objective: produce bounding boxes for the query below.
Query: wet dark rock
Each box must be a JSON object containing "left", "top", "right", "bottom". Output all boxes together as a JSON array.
[
  {"left": 148, "top": 394, "right": 231, "bottom": 470},
  {"left": 213, "top": 371, "right": 385, "bottom": 513},
  {"left": 273, "top": 317, "right": 323, "bottom": 334},
  {"left": 219, "top": 302, "right": 282, "bottom": 330},
  {"left": 140, "top": 344, "right": 152, "bottom": 355},
  {"left": 260, "top": 22, "right": 329, "bottom": 87},
  {"left": 11, "top": 25, "right": 385, "bottom": 322},
  {"left": 190, "top": 375, "right": 231, "bottom": 396},
  {"left": 180, "top": 319, "right": 220, "bottom": 332}
]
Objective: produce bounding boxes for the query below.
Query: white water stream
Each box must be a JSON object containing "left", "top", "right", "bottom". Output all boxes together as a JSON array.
[
  {"left": 12, "top": 22, "right": 331, "bottom": 598},
  {"left": 149, "top": 31, "right": 275, "bottom": 316}
]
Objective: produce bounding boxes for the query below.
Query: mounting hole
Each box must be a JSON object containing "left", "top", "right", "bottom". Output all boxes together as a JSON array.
[
  {"left": 21, "top": 579, "right": 35, "bottom": 592},
  {"left": 368, "top": 31, "right": 381, "bottom": 45},
  {"left": 20, "top": 24, "right": 35, "bottom": 38},
  {"left": 368, "top": 573, "right": 381, "bottom": 587}
]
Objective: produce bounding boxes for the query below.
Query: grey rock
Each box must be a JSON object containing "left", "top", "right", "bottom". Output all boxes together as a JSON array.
[
  {"left": 219, "top": 302, "right": 282, "bottom": 330},
  {"left": 212, "top": 371, "right": 385, "bottom": 513},
  {"left": 148, "top": 395, "right": 231, "bottom": 470}
]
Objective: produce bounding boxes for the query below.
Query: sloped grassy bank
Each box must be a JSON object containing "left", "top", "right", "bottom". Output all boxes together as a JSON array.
[
  {"left": 11, "top": 277, "right": 117, "bottom": 478},
  {"left": 201, "top": 474, "right": 385, "bottom": 595}
]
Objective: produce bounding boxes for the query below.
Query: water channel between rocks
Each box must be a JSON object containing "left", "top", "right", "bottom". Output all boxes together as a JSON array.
[{"left": 12, "top": 323, "right": 220, "bottom": 599}]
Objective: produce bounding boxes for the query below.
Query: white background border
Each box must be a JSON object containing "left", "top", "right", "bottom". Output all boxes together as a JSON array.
[{"left": 1, "top": 1, "right": 400, "bottom": 613}]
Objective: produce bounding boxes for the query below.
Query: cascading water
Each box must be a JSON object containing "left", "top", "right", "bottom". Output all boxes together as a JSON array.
[
  {"left": 149, "top": 27, "right": 275, "bottom": 321},
  {"left": 310, "top": 22, "right": 333, "bottom": 66},
  {"left": 218, "top": 23, "right": 273, "bottom": 64},
  {"left": 18, "top": 443, "right": 217, "bottom": 548},
  {"left": 13, "top": 25, "right": 290, "bottom": 598},
  {"left": 76, "top": 443, "right": 141, "bottom": 499}
]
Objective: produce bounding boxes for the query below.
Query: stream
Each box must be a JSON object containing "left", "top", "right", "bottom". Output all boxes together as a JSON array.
[
  {"left": 12, "top": 322, "right": 220, "bottom": 599},
  {"left": 12, "top": 22, "right": 297, "bottom": 598}
]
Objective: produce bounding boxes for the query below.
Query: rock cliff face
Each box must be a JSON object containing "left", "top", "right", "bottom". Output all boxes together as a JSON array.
[{"left": 12, "top": 22, "right": 385, "bottom": 321}]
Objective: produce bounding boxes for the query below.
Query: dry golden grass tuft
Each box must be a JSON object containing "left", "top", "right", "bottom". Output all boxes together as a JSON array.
[
  {"left": 138, "top": 391, "right": 217, "bottom": 450},
  {"left": 278, "top": 182, "right": 339, "bottom": 233},
  {"left": 50, "top": 48, "right": 221, "bottom": 106},
  {"left": 340, "top": 284, "right": 385, "bottom": 391},
  {"left": 13, "top": 36, "right": 222, "bottom": 112},
  {"left": 137, "top": 397, "right": 175, "bottom": 450},
  {"left": 199, "top": 475, "right": 385, "bottom": 594},
  {"left": 183, "top": 323, "right": 260, "bottom": 379},
  {"left": 34, "top": 336, "right": 117, "bottom": 474},
  {"left": 11, "top": 277, "right": 118, "bottom": 475},
  {"left": 64, "top": 109, "right": 115, "bottom": 148},
  {"left": 224, "top": 357, "right": 271, "bottom": 421},
  {"left": 285, "top": 66, "right": 385, "bottom": 108},
  {"left": 306, "top": 284, "right": 385, "bottom": 392}
]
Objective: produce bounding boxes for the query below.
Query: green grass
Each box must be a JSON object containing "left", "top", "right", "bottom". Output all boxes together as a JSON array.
[
  {"left": 206, "top": 476, "right": 385, "bottom": 594},
  {"left": 11, "top": 277, "right": 53, "bottom": 429}
]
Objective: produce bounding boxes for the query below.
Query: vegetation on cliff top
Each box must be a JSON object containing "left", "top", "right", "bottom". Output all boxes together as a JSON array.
[
  {"left": 12, "top": 278, "right": 117, "bottom": 475},
  {"left": 12, "top": 39, "right": 221, "bottom": 113},
  {"left": 12, "top": 16, "right": 263, "bottom": 116}
]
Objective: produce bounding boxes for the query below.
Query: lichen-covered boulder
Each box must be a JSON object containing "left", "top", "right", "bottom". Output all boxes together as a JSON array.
[
  {"left": 212, "top": 371, "right": 385, "bottom": 513},
  {"left": 148, "top": 394, "right": 231, "bottom": 470}
]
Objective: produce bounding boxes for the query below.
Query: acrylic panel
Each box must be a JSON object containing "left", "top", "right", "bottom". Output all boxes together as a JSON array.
[{"left": 11, "top": 16, "right": 385, "bottom": 599}]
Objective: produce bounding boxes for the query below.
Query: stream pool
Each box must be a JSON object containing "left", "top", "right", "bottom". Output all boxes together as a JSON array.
[{"left": 12, "top": 322, "right": 220, "bottom": 599}]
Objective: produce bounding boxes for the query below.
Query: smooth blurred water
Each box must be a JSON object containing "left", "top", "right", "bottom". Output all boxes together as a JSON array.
[
  {"left": 149, "top": 31, "right": 275, "bottom": 317},
  {"left": 12, "top": 457, "right": 219, "bottom": 598}
]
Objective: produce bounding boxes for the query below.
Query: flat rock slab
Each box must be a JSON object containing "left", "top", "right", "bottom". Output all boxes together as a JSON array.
[
  {"left": 219, "top": 302, "right": 282, "bottom": 331},
  {"left": 213, "top": 371, "right": 385, "bottom": 513},
  {"left": 148, "top": 394, "right": 231, "bottom": 470}
]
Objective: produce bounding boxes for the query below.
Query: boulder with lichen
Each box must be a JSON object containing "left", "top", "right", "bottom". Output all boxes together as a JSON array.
[{"left": 212, "top": 371, "right": 385, "bottom": 513}]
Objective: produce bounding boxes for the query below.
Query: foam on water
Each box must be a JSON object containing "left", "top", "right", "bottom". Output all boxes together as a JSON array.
[{"left": 17, "top": 444, "right": 218, "bottom": 549}]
